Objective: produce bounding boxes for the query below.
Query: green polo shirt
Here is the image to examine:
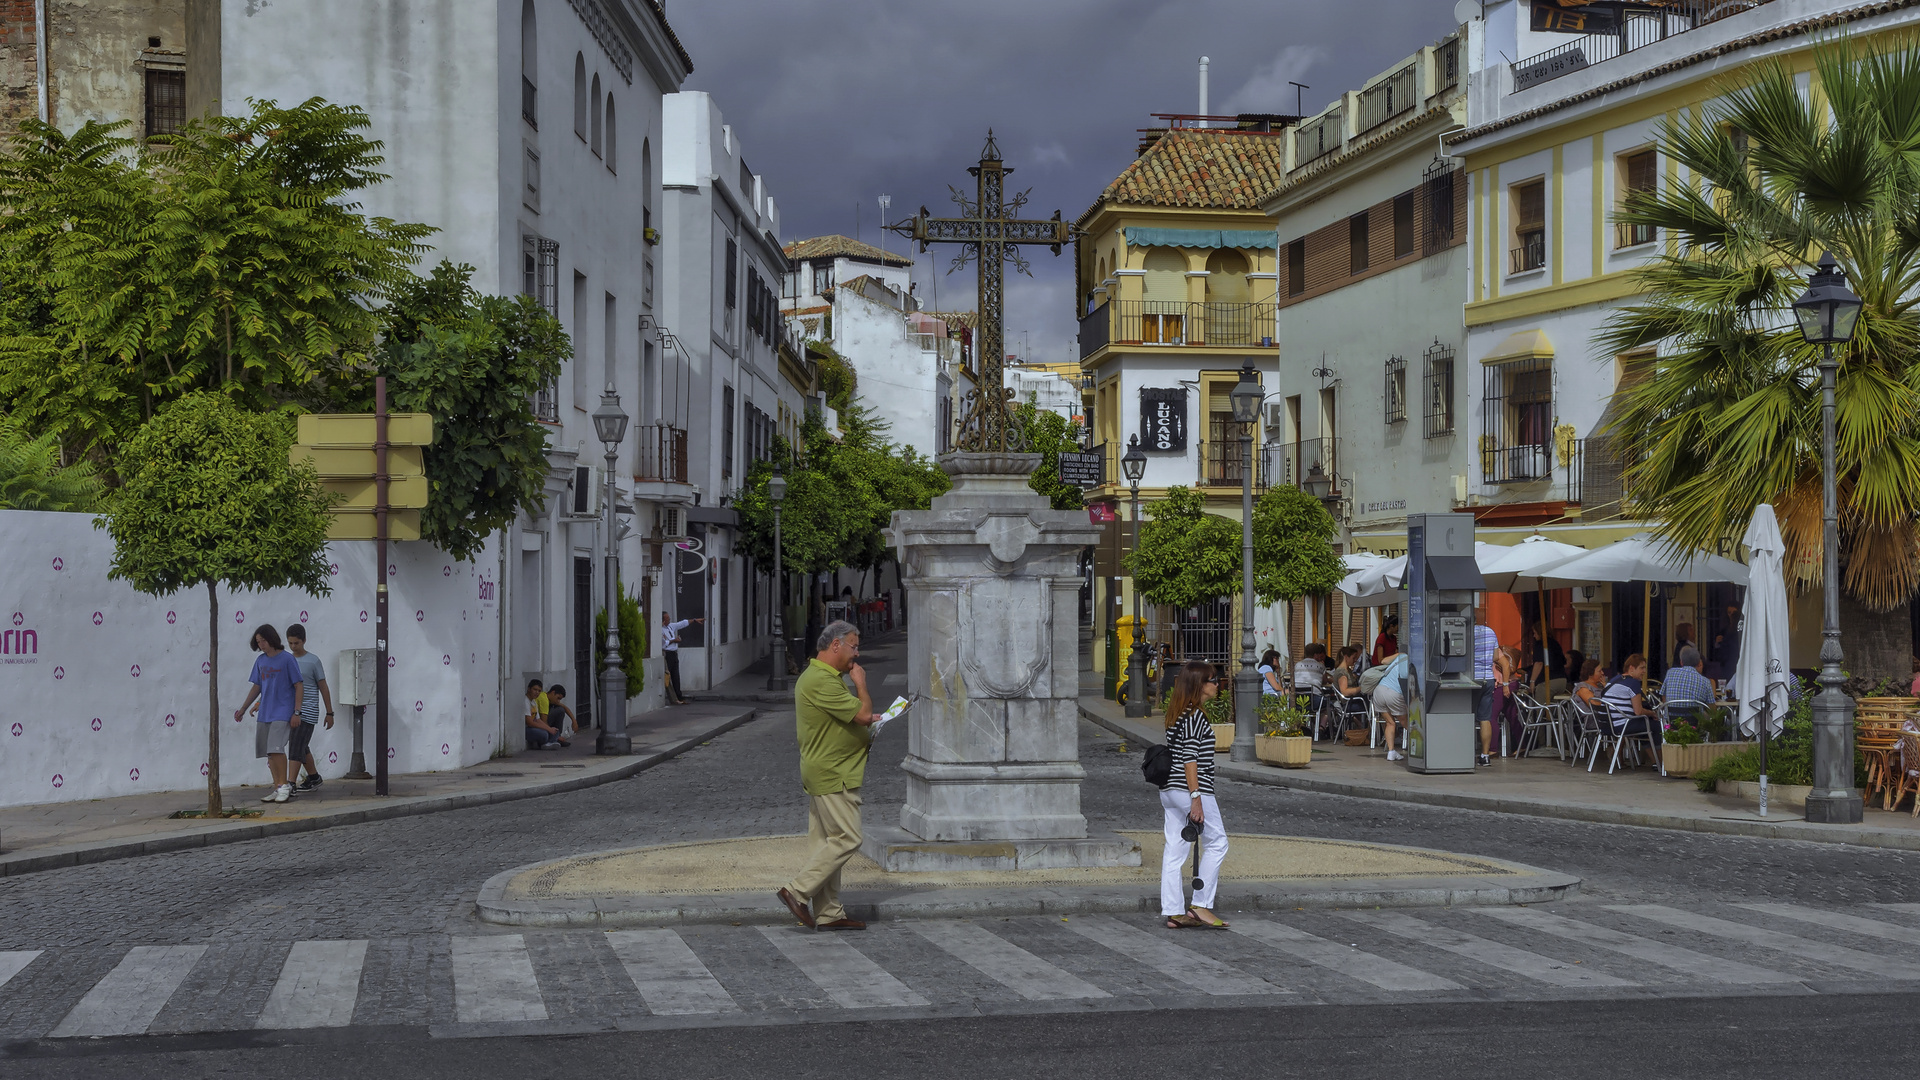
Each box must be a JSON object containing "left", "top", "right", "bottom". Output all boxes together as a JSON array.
[{"left": 796, "top": 658, "right": 869, "bottom": 795}]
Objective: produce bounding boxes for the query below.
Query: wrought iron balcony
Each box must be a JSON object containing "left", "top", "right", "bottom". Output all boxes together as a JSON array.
[
  {"left": 1510, "top": 237, "right": 1546, "bottom": 274},
  {"left": 1511, "top": 0, "right": 1771, "bottom": 92},
  {"left": 1614, "top": 221, "right": 1658, "bottom": 249},
  {"left": 634, "top": 424, "right": 689, "bottom": 484},
  {"left": 1081, "top": 300, "right": 1277, "bottom": 356}
]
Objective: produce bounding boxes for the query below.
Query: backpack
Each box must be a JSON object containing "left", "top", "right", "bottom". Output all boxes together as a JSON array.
[
  {"left": 1141, "top": 742, "right": 1172, "bottom": 787},
  {"left": 1359, "top": 659, "right": 1395, "bottom": 696}
]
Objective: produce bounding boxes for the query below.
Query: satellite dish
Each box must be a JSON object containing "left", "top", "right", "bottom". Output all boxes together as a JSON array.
[{"left": 1454, "top": 0, "right": 1482, "bottom": 22}]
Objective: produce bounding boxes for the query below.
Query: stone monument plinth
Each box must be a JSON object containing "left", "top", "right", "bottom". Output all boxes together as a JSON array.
[{"left": 861, "top": 452, "right": 1141, "bottom": 872}]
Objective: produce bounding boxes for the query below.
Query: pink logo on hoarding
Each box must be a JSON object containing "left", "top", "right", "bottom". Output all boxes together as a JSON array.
[
  {"left": 299, "top": 610, "right": 309, "bottom": 621},
  {"left": 200, "top": 662, "right": 210, "bottom": 675},
  {"left": 166, "top": 611, "right": 176, "bottom": 624},
  {"left": 11, "top": 612, "right": 20, "bottom": 625},
  {"left": 91, "top": 718, "right": 102, "bottom": 731},
  {"left": 386, "top": 747, "right": 396, "bottom": 759},
  {"left": 51, "top": 557, "right": 63, "bottom": 571},
  {"left": 440, "top": 743, "right": 449, "bottom": 755},
  {"left": 9, "top": 723, "right": 20, "bottom": 736},
  {"left": 388, "top": 564, "right": 397, "bottom": 577},
  {"left": 92, "top": 612, "right": 103, "bottom": 625},
  {"left": 360, "top": 611, "right": 369, "bottom": 623},
  {"left": 201, "top": 762, "right": 210, "bottom": 776},
  {"left": 128, "top": 768, "right": 140, "bottom": 781},
  {"left": 2, "top": 627, "right": 36, "bottom": 655},
  {"left": 388, "top": 656, "right": 396, "bottom": 668},
  {"left": 234, "top": 610, "right": 245, "bottom": 623},
  {"left": 329, "top": 563, "right": 340, "bottom": 576},
  {"left": 165, "top": 714, "right": 176, "bottom": 727},
  {"left": 130, "top": 664, "right": 141, "bottom": 677},
  {"left": 442, "top": 655, "right": 450, "bottom": 666},
  {"left": 53, "top": 666, "right": 64, "bottom": 679},
  {"left": 328, "top": 751, "right": 338, "bottom": 764},
  {"left": 415, "top": 610, "right": 424, "bottom": 622},
  {"left": 443, "top": 565, "right": 451, "bottom": 577},
  {"left": 51, "top": 774, "right": 63, "bottom": 788},
  {"left": 478, "top": 577, "right": 495, "bottom": 601},
  {"left": 414, "top": 700, "right": 423, "bottom": 712}
]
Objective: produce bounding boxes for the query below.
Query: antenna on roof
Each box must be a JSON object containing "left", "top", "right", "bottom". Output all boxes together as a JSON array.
[{"left": 878, "top": 194, "right": 892, "bottom": 258}]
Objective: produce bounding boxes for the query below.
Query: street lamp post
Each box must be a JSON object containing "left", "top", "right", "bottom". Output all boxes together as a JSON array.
[
  {"left": 1229, "top": 365, "right": 1264, "bottom": 764},
  {"left": 593, "top": 387, "right": 631, "bottom": 755},
  {"left": 766, "top": 464, "right": 789, "bottom": 692},
  {"left": 1791, "top": 251, "right": 1865, "bottom": 824},
  {"left": 1121, "top": 436, "right": 1149, "bottom": 717}
]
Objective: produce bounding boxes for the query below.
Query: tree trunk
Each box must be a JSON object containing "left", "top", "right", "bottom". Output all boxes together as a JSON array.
[
  {"left": 207, "top": 580, "right": 222, "bottom": 817},
  {"left": 1840, "top": 592, "right": 1911, "bottom": 695}
]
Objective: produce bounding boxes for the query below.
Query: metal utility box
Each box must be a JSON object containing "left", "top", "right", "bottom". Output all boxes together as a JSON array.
[
  {"left": 334, "top": 648, "right": 380, "bottom": 707},
  {"left": 1405, "top": 513, "right": 1483, "bottom": 774}
]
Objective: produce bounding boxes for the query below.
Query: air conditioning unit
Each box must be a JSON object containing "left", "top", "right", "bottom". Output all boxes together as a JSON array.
[
  {"left": 1263, "top": 402, "right": 1286, "bottom": 437},
  {"left": 657, "top": 504, "right": 688, "bottom": 541},
  {"left": 571, "top": 465, "right": 599, "bottom": 516}
]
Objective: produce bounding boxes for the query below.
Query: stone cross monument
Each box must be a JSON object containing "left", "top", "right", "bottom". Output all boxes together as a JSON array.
[{"left": 862, "top": 453, "right": 1141, "bottom": 872}]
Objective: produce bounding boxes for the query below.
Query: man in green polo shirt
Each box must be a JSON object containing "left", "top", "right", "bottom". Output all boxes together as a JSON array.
[{"left": 777, "top": 619, "right": 875, "bottom": 931}]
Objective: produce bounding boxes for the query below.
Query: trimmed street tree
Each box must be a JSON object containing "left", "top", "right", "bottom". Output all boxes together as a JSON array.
[
  {"left": 98, "top": 393, "right": 335, "bottom": 816},
  {"left": 1131, "top": 484, "right": 1345, "bottom": 612}
]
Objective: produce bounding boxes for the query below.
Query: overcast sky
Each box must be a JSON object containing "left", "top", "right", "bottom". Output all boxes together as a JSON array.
[{"left": 667, "top": 0, "right": 1459, "bottom": 368}]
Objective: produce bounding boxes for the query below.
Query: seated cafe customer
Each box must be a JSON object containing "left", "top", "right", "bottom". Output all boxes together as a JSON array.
[
  {"left": 1663, "top": 647, "right": 1715, "bottom": 723},
  {"left": 1293, "top": 643, "right": 1327, "bottom": 691},
  {"left": 1601, "top": 653, "right": 1664, "bottom": 769}
]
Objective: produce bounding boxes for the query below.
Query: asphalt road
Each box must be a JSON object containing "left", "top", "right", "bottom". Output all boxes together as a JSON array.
[{"left": 4, "top": 629, "right": 1918, "bottom": 1075}]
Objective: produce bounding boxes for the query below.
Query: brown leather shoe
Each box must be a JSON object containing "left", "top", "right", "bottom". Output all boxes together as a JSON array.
[
  {"left": 815, "top": 917, "right": 866, "bottom": 931},
  {"left": 776, "top": 887, "right": 815, "bottom": 929}
]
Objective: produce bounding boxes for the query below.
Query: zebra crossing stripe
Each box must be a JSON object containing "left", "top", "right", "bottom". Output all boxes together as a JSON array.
[
  {"left": 912, "top": 921, "right": 1111, "bottom": 1001},
  {"left": 1230, "top": 919, "right": 1465, "bottom": 991},
  {"left": 1610, "top": 905, "right": 1920, "bottom": 980},
  {"left": 49, "top": 945, "right": 207, "bottom": 1038},
  {"left": 1342, "top": 912, "right": 1633, "bottom": 988},
  {"left": 449, "top": 935, "right": 548, "bottom": 1023},
  {"left": 758, "top": 928, "right": 930, "bottom": 1009},
  {"left": 1743, "top": 903, "right": 1920, "bottom": 948},
  {"left": 1063, "top": 916, "right": 1288, "bottom": 997},
  {"left": 256, "top": 940, "right": 369, "bottom": 1029},
  {"left": 605, "top": 930, "right": 740, "bottom": 1016},
  {"left": 0, "top": 951, "right": 40, "bottom": 991},
  {"left": 1474, "top": 907, "right": 1796, "bottom": 984}
]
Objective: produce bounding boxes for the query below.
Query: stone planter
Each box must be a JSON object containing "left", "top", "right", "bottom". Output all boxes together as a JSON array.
[
  {"left": 1718, "top": 779, "right": 1812, "bottom": 808},
  {"left": 1255, "top": 734, "right": 1312, "bottom": 768},
  {"left": 1212, "top": 723, "right": 1235, "bottom": 753},
  {"left": 1662, "top": 740, "right": 1754, "bottom": 778}
]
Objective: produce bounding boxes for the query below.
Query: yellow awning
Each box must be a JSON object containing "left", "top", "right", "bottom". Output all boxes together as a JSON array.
[{"left": 1481, "top": 328, "right": 1554, "bottom": 365}]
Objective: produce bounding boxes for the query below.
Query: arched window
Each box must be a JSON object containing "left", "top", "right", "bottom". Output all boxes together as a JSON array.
[
  {"left": 604, "top": 96, "right": 616, "bottom": 172},
  {"left": 573, "top": 53, "right": 587, "bottom": 140},
  {"left": 519, "top": 0, "right": 536, "bottom": 129},
  {"left": 589, "top": 73, "right": 603, "bottom": 156},
  {"left": 1205, "top": 249, "right": 1249, "bottom": 304}
]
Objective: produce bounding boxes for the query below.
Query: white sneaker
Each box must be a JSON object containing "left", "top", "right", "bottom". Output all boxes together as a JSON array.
[
  {"left": 1386, "top": 750, "right": 1402, "bottom": 761},
  {"left": 261, "top": 788, "right": 278, "bottom": 802},
  {"left": 271, "top": 784, "right": 291, "bottom": 803}
]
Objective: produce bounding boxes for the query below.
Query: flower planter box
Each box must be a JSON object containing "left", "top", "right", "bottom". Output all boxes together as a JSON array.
[
  {"left": 1212, "top": 723, "right": 1235, "bottom": 753},
  {"left": 1718, "top": 779, "right": 1812, "bottom": 808},
  {"left": 1662, "top": 740, "right": 1754, "bottom": 778},
  {"left": 1255, "top": 734, "right": 1312, "bottom": 768}
]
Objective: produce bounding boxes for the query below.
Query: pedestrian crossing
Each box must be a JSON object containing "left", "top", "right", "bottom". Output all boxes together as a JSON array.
[{"left": 5, "top": 901, "right": 1920, "bottom": 1040}]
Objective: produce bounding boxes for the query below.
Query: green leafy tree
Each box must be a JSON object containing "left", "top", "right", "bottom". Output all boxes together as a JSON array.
[
  {"left": 373, "top": 261, "right": 569, "bottom": 560},
  {"left": 1603, "top": 38, "right": 1920, "bottom": 633},
  {"left": 1131, "top": 485, "right": 1344, "bottom": 608},
  {"left": 1017, "top": 400, "right": 1087, "bottom": 511},
  {"left": 98, "top": 393, "right": 335, "bottom": 816},
  {"left": 0, "top": 417, "right": 106, "bottom": 511},
  {"left": 593, "top": 579, "right": 647, "bottom": 697},
  {"left": 0, "top": 98, "right": 433, "bottom": 468}
]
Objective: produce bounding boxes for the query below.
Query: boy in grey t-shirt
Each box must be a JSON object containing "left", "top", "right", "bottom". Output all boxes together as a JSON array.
[{"left": 286, "top": 624, "right": 335, "bottom": 791}]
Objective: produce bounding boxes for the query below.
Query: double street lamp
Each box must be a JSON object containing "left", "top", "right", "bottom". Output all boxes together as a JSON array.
[
  {"left": 1791, "top": 251, "right": 1864, "bottom": 824},
  {"left": 1228, "top": 364, "right": 1263, "bottom": 764},
  {"left": 766, "top": 464, "right": 789, "bottom": 692},
  {"left": 1121, "top": 436, "right": 1148, "bottom": 717},
  {"left": 592, "top": 387, "right": 631, "bottom": 755}
]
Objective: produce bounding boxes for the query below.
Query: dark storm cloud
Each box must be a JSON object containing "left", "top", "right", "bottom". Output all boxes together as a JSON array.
[{"left": 667, "top": 0, "right": 1459, "bottom": 366}]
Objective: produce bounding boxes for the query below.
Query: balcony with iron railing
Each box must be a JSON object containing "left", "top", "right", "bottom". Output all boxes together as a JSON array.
[
  {"left": 532, "top": 382, "right": 560, "bottom": 424},
  {"left": 1080, "top": 300, "right": 1277, "bottom": 359},
  {"left": 1614, "top": 221, "right": 1658, "bottom": 249},
  {"left": 634, "top": 424, "right": 690, "bottom": 484},
  {"left": 1510, "top": 236, "right": 1546, "bottom": 274},
  {"left": 1511, "top": 0, "right": 1773, "bottom": 92},
  {"left": 1198, "top": 435, "right": 1268, "bottom": 491},
  {"left": 1264, "top": 437, "right": 1338, "bottom": 491}
]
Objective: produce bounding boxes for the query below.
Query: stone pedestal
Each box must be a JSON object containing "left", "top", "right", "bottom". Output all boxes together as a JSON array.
[{"left": 861, "top": 453, "right": 1141, "bottom": 872}]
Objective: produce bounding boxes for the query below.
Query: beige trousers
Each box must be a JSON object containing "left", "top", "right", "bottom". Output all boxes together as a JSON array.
[{"left": 786, "top": 787, "right": 863, "bottom": 922}]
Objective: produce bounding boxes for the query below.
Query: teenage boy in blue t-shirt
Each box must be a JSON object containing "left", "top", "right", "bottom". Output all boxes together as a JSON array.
[{"left": 234, "top": 624, "right": 305, "bottom": 803}]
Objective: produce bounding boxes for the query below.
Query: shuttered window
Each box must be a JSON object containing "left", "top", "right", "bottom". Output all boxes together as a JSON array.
[{"left": 1349, "top": 212, "right": 1369, "bottom": 275}]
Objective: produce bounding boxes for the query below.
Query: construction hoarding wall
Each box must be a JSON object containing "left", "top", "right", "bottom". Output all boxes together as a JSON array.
[{"left": 1, "top": 510, "right": 501, "bottom": 809}]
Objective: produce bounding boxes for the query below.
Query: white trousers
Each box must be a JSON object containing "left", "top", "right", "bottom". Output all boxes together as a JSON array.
[{"left": 1159, "top": 788, "right": 1228, "bottom": 916}]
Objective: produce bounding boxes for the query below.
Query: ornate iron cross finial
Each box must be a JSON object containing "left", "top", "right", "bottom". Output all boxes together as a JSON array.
[{"left": 888, "top": 131, "right": 1073, "bottom": 453}]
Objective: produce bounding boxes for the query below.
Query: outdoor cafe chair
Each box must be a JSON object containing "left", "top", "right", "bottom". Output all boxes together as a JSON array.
[
  {"left": 1600, "top": 699, "right": 1664, "bottom": 776},
  {"left": 1514, "top": 692, "right": 1565, "bottom": 760},
  {"left": 1567, "top": 696, "right": 1605, "bottom": 766}
]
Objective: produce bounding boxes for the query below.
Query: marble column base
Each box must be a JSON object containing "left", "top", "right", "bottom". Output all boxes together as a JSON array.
[{"left": 860, "top": 823, "right": 1143, "bottom": 872}]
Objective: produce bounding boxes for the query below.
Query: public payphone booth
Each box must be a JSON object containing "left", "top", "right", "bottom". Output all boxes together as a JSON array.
[{"left": 1405, "top": 513, "right": 1483, "bottom": 774}]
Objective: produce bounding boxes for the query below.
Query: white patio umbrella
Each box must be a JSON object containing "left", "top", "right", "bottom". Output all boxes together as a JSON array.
[
  {"left": 1478, "top": 535, "right": 1589, "bottom": 701},
  {"left": 1333, "top": 543, "right": 1509, "bottom": 608},
  {"left": 1735, "top": 505, "right": 1790, "bottom": 740},
  {"left": 1528, "top": 533, "right": 1750, "bottom": 589}
]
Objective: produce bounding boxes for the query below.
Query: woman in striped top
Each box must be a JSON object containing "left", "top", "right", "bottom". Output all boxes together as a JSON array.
[{"left": 1160, "top": 660, "right": 1231, "bottom": 930}]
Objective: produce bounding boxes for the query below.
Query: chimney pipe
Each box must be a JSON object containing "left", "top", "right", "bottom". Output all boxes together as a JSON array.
[{"left": 1198, "top": 56, "right": 1210, "bottom": 128}]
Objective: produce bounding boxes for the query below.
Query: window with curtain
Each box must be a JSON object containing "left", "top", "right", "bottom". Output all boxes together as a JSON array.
[{"left": 1510, "top": 179, "right": 1546, "bottom": 272}]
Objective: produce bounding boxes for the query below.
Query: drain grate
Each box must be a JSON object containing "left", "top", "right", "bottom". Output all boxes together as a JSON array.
[{"left": 539, "top": 763, "right": 587, "bottom": 769}]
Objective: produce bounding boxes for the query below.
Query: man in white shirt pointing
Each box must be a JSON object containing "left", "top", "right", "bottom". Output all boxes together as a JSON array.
[{"left": 661, "top": 611, "right": 703, "bottom": 706}]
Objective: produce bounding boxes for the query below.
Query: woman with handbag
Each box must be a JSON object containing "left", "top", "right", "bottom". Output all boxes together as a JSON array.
[{"left": 1160, "top": 660, "right": 1231, "bottom": 930}]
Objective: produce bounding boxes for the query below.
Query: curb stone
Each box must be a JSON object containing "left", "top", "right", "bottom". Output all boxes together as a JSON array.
[
  {"left": 0, "top": 708, "right": 758, "bottom": 879},
  {"left": 1077, "top": 704, "right": 1920, "bottom": 852}
]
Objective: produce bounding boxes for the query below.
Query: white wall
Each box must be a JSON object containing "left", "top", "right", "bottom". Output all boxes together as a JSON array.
[
  {"left": 1, "top": 511, "right": 499, "bottom": 810},
  {"left": 837, "top": 288, "right": 940, "bottom": 455}
]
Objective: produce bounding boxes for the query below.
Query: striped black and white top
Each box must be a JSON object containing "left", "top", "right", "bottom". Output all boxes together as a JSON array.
[{"left": 1163, "top": 708, "right": 1216, "bottom": 795}]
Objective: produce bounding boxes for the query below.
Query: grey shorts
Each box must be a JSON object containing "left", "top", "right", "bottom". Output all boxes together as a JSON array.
[
  {"left": 1372, "top": 686, "right": 1406, "bottom": 716},
  {"left": 255, "top": 720, "right": 291, "bottom": 758}
]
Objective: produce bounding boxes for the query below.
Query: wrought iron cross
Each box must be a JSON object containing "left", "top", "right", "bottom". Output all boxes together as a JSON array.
[{"left": 888, "top": 131, "right": 1072, "bottom": 453}]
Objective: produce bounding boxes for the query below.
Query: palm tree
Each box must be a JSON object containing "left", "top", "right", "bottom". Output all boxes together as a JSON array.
[{"left": 1602, "top": 37, "right": 1920, "bottom": 647}]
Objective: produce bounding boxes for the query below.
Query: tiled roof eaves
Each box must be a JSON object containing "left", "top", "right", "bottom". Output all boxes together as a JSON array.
[
  {"left": 646, "top": 1, "right": 695, "bottom": 74},
  {"left": 1448, "top": 0, "right": 1920, "bottom": 148}
]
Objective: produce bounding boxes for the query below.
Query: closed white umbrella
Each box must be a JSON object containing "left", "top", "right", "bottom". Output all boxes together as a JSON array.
[{"left": 1736, "top": 505, "right": 1789, "bottom": 740}]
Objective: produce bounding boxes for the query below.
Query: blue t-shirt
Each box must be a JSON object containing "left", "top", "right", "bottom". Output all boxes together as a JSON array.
[{"left": 250, "top": 650, "right": 304, "bottom": 724}]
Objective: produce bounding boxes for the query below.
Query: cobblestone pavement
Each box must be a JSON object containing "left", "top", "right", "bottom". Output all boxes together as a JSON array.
[{"left": 3, "top": 631, "right": 1919, "bottom": 1043}]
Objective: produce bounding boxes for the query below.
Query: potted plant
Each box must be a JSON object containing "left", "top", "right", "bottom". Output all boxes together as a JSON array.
[
  {"left": 1204, "top": 684, "right": 1236, "bottom": 753},
  {"left": 1255, "top": 695, "right": 1312, "bottom": 768},
  {"left": 1663, "top": 706, "right": 1752, "bottom": 777}
]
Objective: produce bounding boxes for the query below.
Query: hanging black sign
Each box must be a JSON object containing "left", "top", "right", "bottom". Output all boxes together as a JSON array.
[{"left": 1139, "top": 388, "right": 1188, "bottom": 452}]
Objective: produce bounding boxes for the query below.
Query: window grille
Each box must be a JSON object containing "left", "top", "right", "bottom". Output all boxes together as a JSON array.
[
  {"left": 523, "top": 236, "right": 560, "bottom": 315},
  {"left": 1481, "top": 356, "right": 1553, "bottom": 483},
  {"left": 145, "top": 69, "right": 185, "bottom": 138},
  {"left": 1422, "top": 341, "right": 1455, "bottom": 438},
  {"left": 1437, "top": 36, "right": 1461, "bottom": 90},
  {"left": 1356, "top": 65, "right": 1416, "bottom": 133},
  {"left": 1297, "top": 109, "right": 1343, "bottom": 164},
  {"left": 1384, "top": 356, "right": 1407, "bottom": 424},
  {"left": 722, "top": 385, "right": 735, "bottom": 480},
  {"left": 1423, "top": 160, "right": 1456, "bottom": 256}
]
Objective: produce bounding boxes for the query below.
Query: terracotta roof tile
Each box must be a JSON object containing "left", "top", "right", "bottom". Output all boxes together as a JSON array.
[
  {"left": 782, "top": 234, "right": 914, "bottom": 268},
  {"left": 1094, "top": 129, "right": 1289, "bottom": 211}
]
